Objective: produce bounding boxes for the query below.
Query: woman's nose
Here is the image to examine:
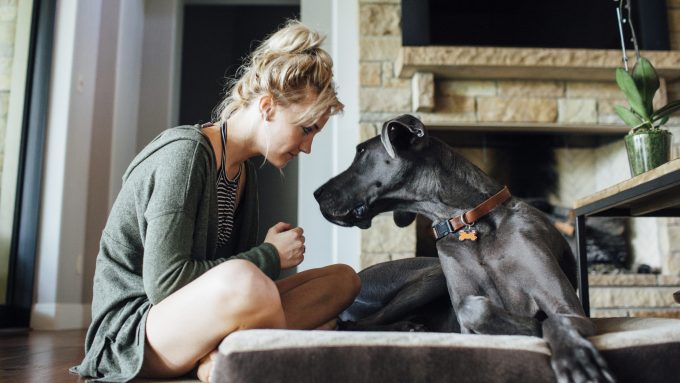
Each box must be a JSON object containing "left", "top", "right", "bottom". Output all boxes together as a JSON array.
[{"left": 300, "top": 136, "right": 313, "bottom": 154}]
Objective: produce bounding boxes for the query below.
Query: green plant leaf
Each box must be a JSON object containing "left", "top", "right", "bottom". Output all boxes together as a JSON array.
[
  {"left": 651, "top": 100, "right": 680, "bottom": 121},
  {"left": 614, "top": 105, "right": 645, "bottom": 128},
  {"left": 632, "top": 57, "right": 659, "bottom": 116},
  {"left": 616, "top": 67, "right": 650, "bottom": 120},
  {"left": 656, "top": 115, "right": 669, "bottom": 127}
]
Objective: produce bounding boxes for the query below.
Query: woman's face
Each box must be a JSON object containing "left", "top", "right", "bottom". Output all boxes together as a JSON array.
[{"left": 263, "top": 99, "right": 330, "bottom": 168}]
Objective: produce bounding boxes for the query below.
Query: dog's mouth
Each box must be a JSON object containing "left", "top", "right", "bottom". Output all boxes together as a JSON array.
[{"left": 320, "top": 203, "right": 374, "bottom": 229}]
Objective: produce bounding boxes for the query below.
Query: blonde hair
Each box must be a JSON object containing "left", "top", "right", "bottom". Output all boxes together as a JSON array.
[{"left": 213, "top": 20, "right": 344, "bottom": 126}]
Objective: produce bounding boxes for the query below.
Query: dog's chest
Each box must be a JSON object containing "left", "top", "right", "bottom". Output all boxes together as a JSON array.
[{"left": 437, "top": 241, "right": 539, "bottom": 314}]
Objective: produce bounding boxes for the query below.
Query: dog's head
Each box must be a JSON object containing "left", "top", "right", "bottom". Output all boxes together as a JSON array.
[{"left": 314, "top": 114, "right": 431, "bottom": 229}]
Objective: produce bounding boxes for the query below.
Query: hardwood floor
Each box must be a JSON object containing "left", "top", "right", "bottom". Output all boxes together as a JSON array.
[
  {"left": 0, "top": 329, "right": 200, "bottom": 382},
  {"left": 0, "top": 329, "right": 87, "bottom": 383}
]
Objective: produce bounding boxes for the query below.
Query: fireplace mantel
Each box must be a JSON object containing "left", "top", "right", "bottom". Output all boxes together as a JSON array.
[{"left": 395, "top": 46, "right": 680, "bottom": 82}]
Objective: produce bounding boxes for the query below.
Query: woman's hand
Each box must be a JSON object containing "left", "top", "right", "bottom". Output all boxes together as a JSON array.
[{"left": 264, "top": 222, "right": 305, "bottom": 270}]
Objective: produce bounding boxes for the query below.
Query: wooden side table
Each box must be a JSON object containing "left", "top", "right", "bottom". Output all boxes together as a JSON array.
[{"left": 573, "top": 158, "right": 680, "bottom": 316}]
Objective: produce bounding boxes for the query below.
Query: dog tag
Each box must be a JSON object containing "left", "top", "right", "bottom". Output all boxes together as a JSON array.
[{"left": 458, "top": 227, "right": 478, "bottom": 241}]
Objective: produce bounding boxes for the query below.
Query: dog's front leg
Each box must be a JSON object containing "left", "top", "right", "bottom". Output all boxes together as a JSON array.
[{"left": 542, "top": 315, "right": 615, "bottom": 383}]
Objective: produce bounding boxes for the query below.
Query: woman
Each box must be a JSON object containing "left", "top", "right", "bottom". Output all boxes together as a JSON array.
[{"left": 71, "top": 20, "right": 360, "bottom": 382}]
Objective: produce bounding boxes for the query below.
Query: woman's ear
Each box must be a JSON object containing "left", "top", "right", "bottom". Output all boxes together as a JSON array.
[{"left": 258, "top": 95, "right": 275, "bottom": 122}]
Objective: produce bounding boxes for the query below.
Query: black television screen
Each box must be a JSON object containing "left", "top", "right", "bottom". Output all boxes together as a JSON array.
[{"left": 402, "top": 0, "right": 669, "bottom": 50}]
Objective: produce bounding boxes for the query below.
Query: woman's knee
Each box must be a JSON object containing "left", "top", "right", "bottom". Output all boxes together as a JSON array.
[
  {"left": 327, "top": 264, "right": 361, "bottom": 301},
  {"left": 203, "top": 260, "right": 284, "bottom": 327}
]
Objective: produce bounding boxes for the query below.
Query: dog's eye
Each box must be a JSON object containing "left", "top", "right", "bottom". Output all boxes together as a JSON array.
[{"left": 357, "top": 146, "right": 366, "bottom": 154}]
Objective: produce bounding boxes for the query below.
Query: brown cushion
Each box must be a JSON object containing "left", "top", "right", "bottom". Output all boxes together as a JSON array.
[{"left": 213, "top": 317, "right": 680, "bottom": 383}]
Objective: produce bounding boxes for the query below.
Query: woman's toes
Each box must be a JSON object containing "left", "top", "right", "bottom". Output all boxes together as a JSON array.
[{"left": 196, "top": 350, "right": 219, "bottom": 382}]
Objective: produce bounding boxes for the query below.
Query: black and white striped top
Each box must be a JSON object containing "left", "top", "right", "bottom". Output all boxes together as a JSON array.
[{"left": 216, "top": 121, "right": 241, "bottom": 248}]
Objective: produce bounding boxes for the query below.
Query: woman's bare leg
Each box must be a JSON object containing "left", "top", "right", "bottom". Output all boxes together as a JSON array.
[
  {"left": 276, "top": 264, "right": 361, "bottom": 329},
  {"left": 141, "top": 262, "right": 359, "bottom": 382},
  {"left": 139, "top": 259, "right": 285, "bottom": 379},
  {"left": 193, "top": 264, "right": 360, "bottom": 381}
]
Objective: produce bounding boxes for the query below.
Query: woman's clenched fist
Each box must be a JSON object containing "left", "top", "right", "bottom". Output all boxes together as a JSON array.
[{"left": 264, "top": 222, "right": 305, "bottom": 270}]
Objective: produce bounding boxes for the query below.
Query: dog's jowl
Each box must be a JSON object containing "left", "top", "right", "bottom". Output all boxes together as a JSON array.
[{"left": 315, "top": 114, "right": 615, "bottom": 383}]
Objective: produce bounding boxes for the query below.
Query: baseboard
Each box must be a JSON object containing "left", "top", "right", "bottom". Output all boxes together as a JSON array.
[{"left": 30, "top": 303, "right": 91, "bottom": 330}]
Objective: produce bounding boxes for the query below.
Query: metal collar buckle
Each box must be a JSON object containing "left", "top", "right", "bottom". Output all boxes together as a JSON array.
[{"left": 432, "top": 220, "right": 453, "bottom": 240}]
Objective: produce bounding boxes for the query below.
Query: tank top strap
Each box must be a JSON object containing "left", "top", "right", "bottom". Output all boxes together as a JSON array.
[{"left": 220, "top": 121, "right": 242, "bottom": 182}]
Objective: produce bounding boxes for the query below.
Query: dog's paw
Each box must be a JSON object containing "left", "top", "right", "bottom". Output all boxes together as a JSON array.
[
  {"left": 336, "top": 320, "right": 359, "bottom": 331},
  {"left": 550, "top": 337, "right": 616, "bottom": 383}
]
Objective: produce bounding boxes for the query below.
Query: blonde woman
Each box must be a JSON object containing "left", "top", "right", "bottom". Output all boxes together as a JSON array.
[{"left": 71, "top": 21, "right": 360, "bottom": 382}]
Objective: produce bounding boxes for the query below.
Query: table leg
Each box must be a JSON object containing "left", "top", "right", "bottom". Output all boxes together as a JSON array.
[{"left": 575, "top": 214, "right": 589, "bottom": 317}]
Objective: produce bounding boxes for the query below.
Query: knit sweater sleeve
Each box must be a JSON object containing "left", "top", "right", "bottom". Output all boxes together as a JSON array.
[
  {"left": 140, "top": 139, "right": 280, "bottom": 304},
  {"left": 140, "top": 140, "right": 222, "bottom": 304},
  {"left": 228, "top": 243, "right": 281, "bottom": 280},
  {"left": 142, "top": 210, "right": 224, "bottom": 304}
]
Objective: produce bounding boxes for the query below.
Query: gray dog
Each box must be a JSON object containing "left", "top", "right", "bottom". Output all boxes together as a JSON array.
[{"left": 314, "top": 115, "right": 615, "bottom": 383}]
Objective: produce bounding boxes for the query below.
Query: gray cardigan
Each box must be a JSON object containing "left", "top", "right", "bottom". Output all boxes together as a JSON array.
[{"left": 71, "top": 125, "right": 280, "bottom": 382}]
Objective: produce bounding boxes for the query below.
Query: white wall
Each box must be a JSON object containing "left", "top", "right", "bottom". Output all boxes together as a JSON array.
[
  {"left": 299, "top": 0, "right": 360, "bottom": 271},
  {"left": 32, "top": 0, "right": 163, "bottom": 330},
  {"left": 135, "top": 0, "right": 182, "bottom": 155},
  {"left": 32, "top": 0, "right": 103, "bottom": 330},
  {"left": 109, "top": 0, "right": 145, "bottom": 204}
]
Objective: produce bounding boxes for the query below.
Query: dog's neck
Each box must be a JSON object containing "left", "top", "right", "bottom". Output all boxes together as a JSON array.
[{"left": 403, "top": 145, "right": 504, "bottom": 223}]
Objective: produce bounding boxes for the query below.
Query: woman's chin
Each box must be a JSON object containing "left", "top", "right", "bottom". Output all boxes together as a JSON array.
[
  {"left": 281, "top": 154, "right": 297, "bottom": 167},
  {"left": 266, "top": 153, "right": 296, "bottom": 169},
  {"left": 271, "top": 157, "right": 289, "bottom": 169}
]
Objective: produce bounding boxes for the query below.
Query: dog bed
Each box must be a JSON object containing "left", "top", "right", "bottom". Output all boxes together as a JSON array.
[{"left": 212, "top": 317, "right": 680, "bottom": 383}]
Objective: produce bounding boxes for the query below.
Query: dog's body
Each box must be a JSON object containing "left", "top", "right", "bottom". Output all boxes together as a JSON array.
[
  {"left": 338, "top": 257, "right": 458, "bottom": 333},
  {"left": 315, "top": 115, "right": 614, "bottom": 383}
]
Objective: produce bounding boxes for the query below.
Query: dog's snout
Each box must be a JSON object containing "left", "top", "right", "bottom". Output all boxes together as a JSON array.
[{"left": 313, "top": 185, "right": 325, "bottom": 200}]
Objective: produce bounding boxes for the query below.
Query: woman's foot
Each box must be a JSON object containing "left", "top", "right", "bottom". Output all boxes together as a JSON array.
[
  {"left": 315, "top": 318, "right": 338, "bottom": 330},
  {"left": 196, "top": 350, "right": 219, "bottom": 382}
]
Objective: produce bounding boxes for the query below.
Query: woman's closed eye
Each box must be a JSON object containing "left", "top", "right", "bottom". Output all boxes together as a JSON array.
[{"left": 301, "top": 126, "right": 314, "bottom": 135}]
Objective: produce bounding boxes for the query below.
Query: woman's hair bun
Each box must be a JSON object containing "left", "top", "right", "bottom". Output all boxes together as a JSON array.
[{"left": 214, "top": 20, "right": 343, "bottom": 124}]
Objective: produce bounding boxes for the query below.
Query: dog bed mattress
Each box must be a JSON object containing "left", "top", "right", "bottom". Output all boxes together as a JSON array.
[{"left": 212, "top": 317, "right": 680, "bottom": 383}]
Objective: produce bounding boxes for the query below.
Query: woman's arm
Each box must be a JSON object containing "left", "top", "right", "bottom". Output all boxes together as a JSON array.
[
  {"left": 226, "top": 244, "right": 280, "bottom": 280},
  {"left": 140, "top": 140, "right": 281, "bottom": 304}
]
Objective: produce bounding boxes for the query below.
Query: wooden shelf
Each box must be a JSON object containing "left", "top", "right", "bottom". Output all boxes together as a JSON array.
[
  {"left": 574, "top": 158, "right": 680, "bottom": 212},
  {"left": 395, "top": 46, "right": 680, "bottom": 82}
]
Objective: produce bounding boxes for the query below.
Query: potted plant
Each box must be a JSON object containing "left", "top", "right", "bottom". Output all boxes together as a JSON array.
[{"left": 614, "top": 0, "right": 680, "bottom": 176}]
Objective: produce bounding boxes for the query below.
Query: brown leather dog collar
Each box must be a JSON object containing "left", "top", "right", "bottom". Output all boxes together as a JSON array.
[{"left": 432, "top": 186, "right": 512, "bottom": 241}]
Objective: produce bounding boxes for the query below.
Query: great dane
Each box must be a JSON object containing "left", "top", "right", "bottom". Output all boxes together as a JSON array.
[{"left": 314, "top": 115, "right": 615, "bottom": 383}]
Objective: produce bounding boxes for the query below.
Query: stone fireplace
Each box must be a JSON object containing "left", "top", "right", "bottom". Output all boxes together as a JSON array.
[{"left": 357, "top": 0, "right": 680, "bottom": 317}]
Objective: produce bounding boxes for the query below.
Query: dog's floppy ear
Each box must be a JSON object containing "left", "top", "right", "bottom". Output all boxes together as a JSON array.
[
  {"left": 393, "top": 211, "right": 416, "bottom": 227},
  {"left": 380, "top": 114, "right": 428, "bottom": 159}
]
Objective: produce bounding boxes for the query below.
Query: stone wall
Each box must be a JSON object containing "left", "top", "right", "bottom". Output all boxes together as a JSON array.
[
  {"left": 0, "top": 0, "right": 17, "bottom": 185},
  {"left": 590, "top": 274, "right": 680, "bottom": 318},
  {"left": 358, "top": 0, "right": 680, "bottom": 273},
  {"left": 358, "top": 0, "right": 413, "bottom": 269},
  {"left": 670, "top": 0, "right": 680, "bottom": 50}
]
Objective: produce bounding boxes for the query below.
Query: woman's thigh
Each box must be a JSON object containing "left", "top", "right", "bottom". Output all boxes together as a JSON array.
[
  {"left": 275, "top": 264, "right": 360, "bottom": 330},
  {"left": 140, "top": 259, "right": 285, "bottom": 378}
]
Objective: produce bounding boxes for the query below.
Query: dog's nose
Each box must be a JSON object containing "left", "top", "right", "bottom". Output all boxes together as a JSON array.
[{"left": 313, "top": 185, "right": 324, "bottom": 200}]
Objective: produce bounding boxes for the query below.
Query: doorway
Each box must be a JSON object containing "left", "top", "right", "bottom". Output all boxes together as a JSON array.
[{"left": 179, "top": 2, "right": 301, "bottom": 262}]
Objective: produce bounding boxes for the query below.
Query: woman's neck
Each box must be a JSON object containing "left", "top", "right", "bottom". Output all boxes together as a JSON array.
[
  {"left": 201, "top": 111, "right": 257, "bottom": 178},
  {"left": 216, "top": 108, "right": 259, "bottom": 177}
]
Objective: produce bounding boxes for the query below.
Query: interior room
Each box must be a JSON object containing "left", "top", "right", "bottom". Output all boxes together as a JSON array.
[{"left": 1, "top": 0, "right": 679, "bottom": 382}]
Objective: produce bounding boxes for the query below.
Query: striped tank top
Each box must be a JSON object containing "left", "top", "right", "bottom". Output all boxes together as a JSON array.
[{"left": 215, "top": 121, "right": 241, "bottom": 248}]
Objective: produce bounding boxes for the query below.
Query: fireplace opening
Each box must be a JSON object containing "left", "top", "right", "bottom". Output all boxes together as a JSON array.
[{"left": 401, "top": 0, "right": 670, "bottom": 51}]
